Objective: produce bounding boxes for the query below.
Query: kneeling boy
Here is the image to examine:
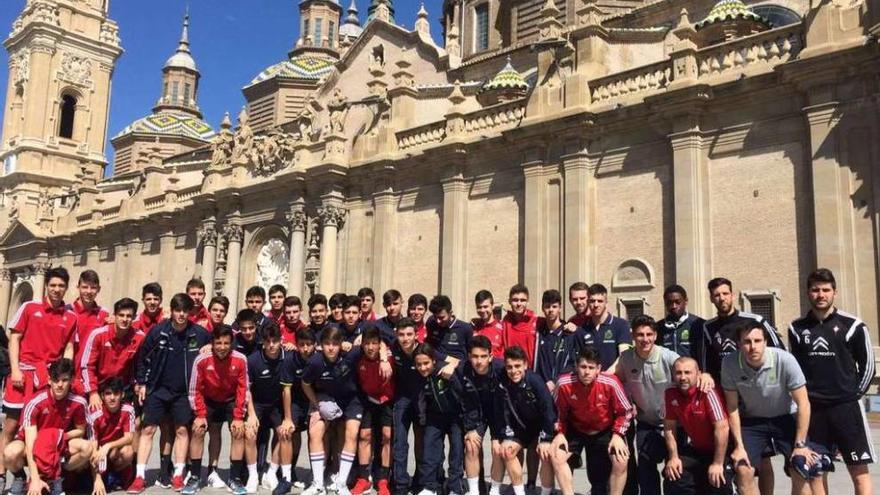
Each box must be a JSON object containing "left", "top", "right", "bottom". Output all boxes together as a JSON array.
[{"left": 89, "top": 377, "right": 136, "bottom": 495}]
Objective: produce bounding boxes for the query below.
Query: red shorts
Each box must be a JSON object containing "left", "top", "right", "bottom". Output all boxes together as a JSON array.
[
  {"left": 2, "top": 369, "right": 41, "bottom": 411},
  {"left": 34, "top": 428, "right": 67, "bottom": 480}
]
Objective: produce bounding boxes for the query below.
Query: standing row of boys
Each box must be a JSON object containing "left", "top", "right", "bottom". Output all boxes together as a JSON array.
[{"left": 0, "top": 267, "right": 874, "bottom": 495}]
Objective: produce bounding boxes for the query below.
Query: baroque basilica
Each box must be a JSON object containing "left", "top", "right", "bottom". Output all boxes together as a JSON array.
[{"left": 0, "top": 0, "right": 879, "bottom": 344}]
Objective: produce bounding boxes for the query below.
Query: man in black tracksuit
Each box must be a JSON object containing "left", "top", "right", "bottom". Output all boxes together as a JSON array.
[
  {"left": 130, "top": 293, "right": 210, "bottom": 492},
  {"left": 789, "top": 269, "right": 876, "bottom": 495},
  {"left": 391, "top": 319, "right": 426, "bottom": 495},
  {"left": 658, "top": 284, "right": 705, "bottom": 358}
]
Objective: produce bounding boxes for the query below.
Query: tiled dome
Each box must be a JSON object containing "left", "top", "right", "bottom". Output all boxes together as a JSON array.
[
  {"left": 481, "top": 57, "right": 530, "bottom": 93},
  {"left": 696, "top": 0, "right": 769, "bottom": 29},
  {"left": 114, "top": 111, "right": 214, "bottom": 141},
  {"left": 249, "top": 55, "right": 336, "bottom": 85}
]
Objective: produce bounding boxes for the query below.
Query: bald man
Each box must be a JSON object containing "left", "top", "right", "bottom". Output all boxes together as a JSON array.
[{"left": 663, "top": 357, "right": 732, "bottom": 495}]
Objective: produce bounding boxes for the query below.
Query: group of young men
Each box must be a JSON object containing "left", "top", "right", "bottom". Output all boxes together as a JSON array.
[{"left": 0, "top": 266, "right": 874, "bottom": 495}]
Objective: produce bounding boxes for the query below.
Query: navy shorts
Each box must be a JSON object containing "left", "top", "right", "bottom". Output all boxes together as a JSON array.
[
  {"left": 361, "top": 400, "right": 393, "bottom": 429},
  {"left": 508, "top": 424, "right": 541, "bottom": 448},
  {"left": 810, "top": 400, "right": 876, "bottom": 466},
  {"left": 740, "top": 415, "right": 797, "bottom": 474},
  {"left": 341, "top": 397, "right": 364, "bottom": 422},
  {"left": 142, "top": 393, "right": 192, "bottom": 427},
  {"left": 253, "top": 402, "right": 283, "bottom": 430},
  {"left": 292, "top": 401, "right": 309, "bottom": 431},
  {"left": 205, "top": 399, "right": 235, "bottom": 425}
]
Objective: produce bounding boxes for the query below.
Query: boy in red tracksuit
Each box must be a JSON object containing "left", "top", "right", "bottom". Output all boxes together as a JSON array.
[
  {"left": 186, "top": 278, "right": 210, "bottom": 327},
  {"left": 132, "top": 283, "right": 165, "bottom": 333},
  {"left": 553, "top": 347, "right": 634, "bottom": 495},
  {"left": 502, "top": 285, "right": 539, "bottom": 368},
  {"left": 186, "top": 325, "right": 250, "bottom": 494},
  {"left": 265, "top": 285, "right": 287, "bottom": 327},
  {"left": 472, "top": 291, "right": 504, "bottom": 359},
  {"left": 280, "top": 296, "right": 305, "bottom": 351},
  {"left": 407, "top": 294, "right": 429, "bottom": 344},
  {"left": 205, "top": 296, "right": 229, "bottom": 334},
  {"left": 89, "top": 377, "right": 137, "bottom": 493},
  {"left": 80, "top": 298, "right": 145, "bottom": 413},
  {"left": 352, "top": 327, "right": 395, "bottom": 495},
  {"left": 68, "top": 270, "right": 111, "bottom": 395}
]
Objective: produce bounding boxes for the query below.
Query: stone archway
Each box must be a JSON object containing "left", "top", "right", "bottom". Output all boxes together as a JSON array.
[
  {"left": 244, "top": 224, "right": 290, "bottom": 307},
  {"left": 9, "top": 281, "right": 33, "bottom": 314}
]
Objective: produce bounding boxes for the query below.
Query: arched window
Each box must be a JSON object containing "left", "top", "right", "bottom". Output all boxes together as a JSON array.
[
  {"left": 751, "top": 5, "right": 801, "bottom": 27},
  {"left": 58, "top": 94, "right": 77, "bottom": 139}
]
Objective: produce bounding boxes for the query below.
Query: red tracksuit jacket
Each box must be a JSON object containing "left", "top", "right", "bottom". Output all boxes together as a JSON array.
[
  {"left": 79, "top": 325, "right": 145, "bottom": 394},
  {"left": 555, "top": 372, "right": 634, "bottom": 436},
  {"left": 188, "top": 351, "right": 249, "bottom": 420}
]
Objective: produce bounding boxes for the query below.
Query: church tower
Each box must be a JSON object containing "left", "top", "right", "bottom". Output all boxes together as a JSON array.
[{"left": 0, "top": 0, "right": 123, "bottom": 224}]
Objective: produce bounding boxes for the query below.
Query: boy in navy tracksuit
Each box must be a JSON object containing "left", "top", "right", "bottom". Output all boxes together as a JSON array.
[
  {"left": 129, "top": 293, "right": 211, "bottom": 493},
  {"left": 414, "top": 344, "right": 465, "bottom": 495},
  {"left": 426, "top": 295, "right": 473, "bottom": 377},
  {"left": 534, "top": 290, "right": 583, "bottom": 393},
  {"left": 496, "top": 346, "right": 560, "bottom": 495},
  {"left": 279, "top": 329, "right": 318, "bottom": 493},
  {"left": 459, "top": 336, "right": 506, "bottom": 495},
  {"left": 391, "top": 318, "right": 426, "bottom": 495}
]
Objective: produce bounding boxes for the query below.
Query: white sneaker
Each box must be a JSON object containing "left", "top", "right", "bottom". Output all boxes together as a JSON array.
[
  {"left": 262, "top": 469, "right": 279, "bottom": 491},
  {"left": 302, "top": 483, "right": 326, "bottom": 495},
  {"left": 245, "top": 475, "right": 259, "bottom": 494},
  {"left": 207, "top": 471, "right": 228, "bottom": 489},
  {"left": 293, "top": 480, "right": 306, "bottom": 490},
  {"left": 335, "top": 481, "right": 352, "bottom": 495},
  {"left": 416, "top": 490, "right": 437, "bottom": 495}
]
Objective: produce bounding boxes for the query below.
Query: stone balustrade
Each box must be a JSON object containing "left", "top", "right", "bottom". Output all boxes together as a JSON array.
[
  {"left": 697, "top": 24, "right": 803, "bottom": 80},
  {"left": 397, "top": 121, "right": 447, "bottom": 151},
  {"left": 590, "top": 60, "right": 673, "bottom": 104},
  {"left": 462, "top": 100, "right": 526, "bottom": 135}
]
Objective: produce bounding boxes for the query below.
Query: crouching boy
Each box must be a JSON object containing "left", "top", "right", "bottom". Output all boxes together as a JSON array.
[{"left": 89, "top": 377, "right": 136, "bottom": 495}]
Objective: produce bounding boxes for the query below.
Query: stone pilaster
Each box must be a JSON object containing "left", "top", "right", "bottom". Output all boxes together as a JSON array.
[
  {"left": 562, "top": 149, "right": 596, "bottom": 296},
  {"left": 32, "top": 261, "right": 49, "bottom": 301},
  {"left": 0, "top": 268, "right": 12, "bottom": 325},
  {"left": 441, "top": 171, "right": 468, "bottom": 313},
  {"left": 318, "top": 196, "right": 347, "bottom": 295},
  {"left": 198, "top": 218, "right": 218, "bottom": 297},
  {"left": 670, "top": 116, "right": 711, "bottom": 316},
  {"left": 157, "top": 224, "right": 177, "bottom": 296},
  {"left": 371, "top": 181, "right": 396, "bottom": 297},
  {"left": 522, "top": 153, "right": 547, "bottom": 295},
  {"left": 286, "top": 200, "right": 308, "bottom": 299},
  {"left": 223, "top": 223, "right": 244, "bottom": 315}
]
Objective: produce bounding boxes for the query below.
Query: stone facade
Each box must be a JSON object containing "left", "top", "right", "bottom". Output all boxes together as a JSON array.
[{"left": 1, "top": 0, "right": 879, "bottom": 364}]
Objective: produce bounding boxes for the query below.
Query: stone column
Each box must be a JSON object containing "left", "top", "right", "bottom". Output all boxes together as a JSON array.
[
  {"left": 198, "top": 219, "right": 218, "bottom": 297},
  {"left": 0, "top": 269, "right": 12, "bottom": 325},
  {"left": 562, "top": 149, "right": 596, "bottom": 294},
  {"left": 670, "top": 116, "right": 711, "bottom": 316},
  {"left": 318, "top": 202, "right": 346, "bottom": 295},
  {"left": 125, "top": 229, "right": 143, "bottom": 297},
  {"left": 32, "top": 262, "right": 49, "bottom": 301},
  {"left": 441, "top": 172, "right": 468, "bottom": 312},
  {"left": 522, "top": 155, "right": 547, "bottom": 294},
  {"left": 223, "top": 224, "right": 244, "bottom": 315},
  {"left": 157, "top": 228, "right": 177, "bottom": 294},
  {"left": 286, "top": 201, "right": 308, "bottom": 298},
  {"left": 371, "top": 183, "right": 396, "bottom": 297}
]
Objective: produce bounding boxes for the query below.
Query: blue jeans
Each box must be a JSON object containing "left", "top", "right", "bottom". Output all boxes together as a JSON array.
[
  {"left": 392, "top": 396, "right": 421, "bottom": 491},
  {"left": 636, "top": 422, "right": 668, "bottom": 495},
  {"left": 420, "top": 416, "right": 464, "bottom": 494}
]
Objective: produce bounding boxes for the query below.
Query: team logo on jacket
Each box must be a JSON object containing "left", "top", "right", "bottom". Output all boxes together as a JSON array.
[
  {"left": 681, "top": 329, "right": 689, "bottom": 340},
  {"left": 810, "top": 337, "right": 833, "bottom": 356},
  {"left": 604, "top": 330, "right": 613, "bottom": 340}
]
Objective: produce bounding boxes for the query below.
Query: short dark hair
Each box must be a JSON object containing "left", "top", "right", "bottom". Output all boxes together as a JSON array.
[
  {"left": 576, "top": 346, "right": 601, "bottom": 365},
  {"left": 509, "top": 284, "right": 529, "bottom": 298},
  {"left": 45, "top": 267, "right": 69, "bottom": 286},
  {"left": 469, "top": 335, "right": 492, "bottom": 353},
  {"left": 114, "top": 297, "right": 139, "bottom": 315},
  {"left": 357, "top": 287, "right": 376, "bottom": 300},
  {"left": 78, "top": 269, "right": 100, "bottom": 286},
  {"left": 362, "top": 325, "right": 381, "bottom": 343},
  {"left": 308, "top": 294, "right": 328, "bottom": 309},
  {"left": 296, "top": 328, "right": 316, "bottom": 344},
  {"left": 268, "top": 285, "right": 287, "bottom": 297},
  {"left": 663, "top": 284, "right": 688, "bottom": 300},
  {"left": 343, "top": 295, "right": 361, "bottom": 310},
  {"left": 504, "top": 345, "right": 527, "bottom": 362},
  {"left": 587, "top": 284, "right": 607, "bottom": 296},
  {"left": 283, "top": 296, "right": 302, "bottom": 309},
  {"left": 382, "top": 289, "right": 402, "bottom": 306},
  {"left": 99, "top": 376, "right": 125, "bottom": 395},
  {"left": 735, "top": 320, "right": 765, "bottom": 342},
  {"left": 245, "top": 286, "right": 266, "bottom": 300},
  {"left": 236, "top": 309, "right": 259, "bottom": 325},
  {"left": 413, "top": 343, "right": 436, "bottom": 361},
  {"left": 328, "top": 293, "right": 347, "bottom": 309},
  {"left": 396, "top": 317, "right": 416, "bottom": 332},
  {"left": 630, "top": 315, "right": 657, "bottom": 333},
  {"left": 208, "top": 296, "right": 229, "bottom": 311},
  {"left": 541, "top": 290, "right": 561, "bottom": 307},
  {"left": 429, "top": 295, "right": 453, "bottom": 315},
  {"left": 48, "top": 358, "right": 74, "bottom": 381},
  {"left": 408, "top": 293, "right": 428, "bottom": 309},
  {"left": 474, "top": 290, "right": 494, "bottom": 305},
  {"left": 806, "top": 268, "right": 836, "bottom": 290},
  {"left": 142, "top": 282, "right": 163, "bottom": 300},
  {"left": 170, "top": 293, "right": 194, "bottom": 312},
  {"left": 212, "top": 324, "right": 234, "bottom": 341},
  {"left": 321, "top": 326, "right": 342, "bottom": 345},
  {"left": 261, "top": 322, "right": 281, "bottom": 342},
  {"left": 707, "top": 277, "right": 732, "bottom": 293},
  {"left": 186, "top": 278, "right": 206, "bottom": 292},
  {"left": 568, "top": 282, "right": 589, "bottom": 295}
]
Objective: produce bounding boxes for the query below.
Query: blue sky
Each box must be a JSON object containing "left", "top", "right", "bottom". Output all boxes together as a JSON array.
[{"left": 0, "top": 1, "right": 443, "bottom": 172}]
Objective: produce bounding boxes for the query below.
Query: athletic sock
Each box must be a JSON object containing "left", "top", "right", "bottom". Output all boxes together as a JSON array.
[
  {"left": 281, "top": 465, "right": 292, "bottom": 482},
  {"left": 512, "top": 485, "right": 526, "bottom": 495},
  {"left": 173, "top": 463, "right": 185, "bottom": 477},
  {"left": 161, "top": 455, "right": 172, "bottom": 475},
  {"left": 12, "top": 470, "right": 25, "bottom": 480},
  {"left": 207, "top": 465, "right": 215, "bottom": 476},
  {"left": 489, "top": 481, "right": 502, "bottom": 495},
  {"left": 540, "top": 486, "right": 552, "bottom": 495},
  {"left": 136, "top": 464, "right": 146, "bottom": 479},
  {"left": 231, "top": 460, "right": 245, "bottom": 481},
  {"left": 189, "top": 459, "right": 202, "bottom": 480},
  {"left": 357, "top": 464, "right": 370, "bottom": 479},
  {"left": 338, "top": 451, "right": 356, "bottom": 486},
  {"left": 309, "top": 453, "right": 325, "bottom": 487},
  {"left": 467, "top": 477, "right": 480, "bottom": 495},
  {"left": 378, "top": 467, "right": 389, "bottom": 480},
  {"left": 248, "top": 464, "right": 258, "bottom": 482},
  {"left": 269, "top": 462, "right": 279, "bottom": 477}
]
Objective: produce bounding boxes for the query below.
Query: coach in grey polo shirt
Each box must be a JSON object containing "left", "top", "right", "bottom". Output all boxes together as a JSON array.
[{"left": 721, "top": 320, "right": 822, "bottom": 495}]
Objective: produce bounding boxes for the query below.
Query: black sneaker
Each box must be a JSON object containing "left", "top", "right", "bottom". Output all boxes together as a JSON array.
[
  {"left": 272, "top": 479, "right": 292, "bottom": 495},
  {"left": 155, "top": 472, "right": 172, "bottom": 489},
  {"left": 181, "top": 476, "right": 200, "bottom": 495}
]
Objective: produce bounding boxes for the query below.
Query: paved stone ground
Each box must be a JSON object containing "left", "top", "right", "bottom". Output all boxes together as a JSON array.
[{"left": 118, "top": 425, "right": 878, "bottom": 495}]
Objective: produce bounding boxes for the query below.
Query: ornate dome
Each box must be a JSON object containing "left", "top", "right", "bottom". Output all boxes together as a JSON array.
[
  {"left": 249, "top": 54, "right": 336, "bottom": 85},
  {"left": 164, "top": 12, "right": 198, "bottom": 72},
  {"left": 481, "top": 57, "right": 530, "bottom": 94},
  {"left": 696, "top": 0, "right": 769, "bottom": 29},
  {"left": 114, "top": 111, "right": 214, "bottom": 141}
]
